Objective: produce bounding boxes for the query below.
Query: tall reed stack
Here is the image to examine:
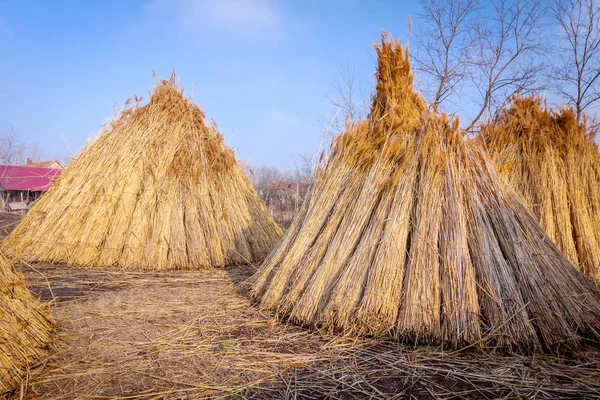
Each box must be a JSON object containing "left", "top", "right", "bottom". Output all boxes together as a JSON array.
[
  {"left": 3, "top": 76, "right": 281, "bottom": 270},
  {"left": 479, "top": 96, "right": 600, "bottom": 285},
  {"left": 251, "top": 34, "right": 600, "bottom": 352},
  {"left": 0, "top": 253, "right": 53, "bottom": 394}
]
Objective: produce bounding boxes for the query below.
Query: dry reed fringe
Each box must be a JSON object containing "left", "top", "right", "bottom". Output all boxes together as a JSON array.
[
  {"left": 251, "top": 33, "right": 600, "bottom": 353},
  {"left": 2, "top": 74, "right": 281, "bottom": 270},
  {"left": 0, "top": 253, "right": 53, "bottom": 395},
  {"left": 478, "top": 96, "right": 600, "bottom": 286}
]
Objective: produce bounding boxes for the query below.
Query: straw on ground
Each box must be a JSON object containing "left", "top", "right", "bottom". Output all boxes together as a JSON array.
[{"left": 19, "top": 264, "right": 600, "bottom": 399}]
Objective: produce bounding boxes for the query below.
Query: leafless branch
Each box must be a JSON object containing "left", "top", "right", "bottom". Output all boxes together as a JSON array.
[
  {"left": 466, "top": 0, "right": 547, "bottom": 131},
  {"left": 317, "top": 65, "right": 369, "bottom": 135},
  {"left": 550, "top": 0, "right": 600, "bottom": 123},
  {"left": 0, "top": 125, "right": 27, "bottom": 165},
  {"left": 413, "top": 0, "right": 546, "bottom": 130},
  {"left": 247, "top": 166, "right": 285, "bottom": 203},
  {"left": 291, "top": 151, "right": 315, "bottom": 186},
  {"left": 413, "top": 0, "right": 480, "bottom": 110}
]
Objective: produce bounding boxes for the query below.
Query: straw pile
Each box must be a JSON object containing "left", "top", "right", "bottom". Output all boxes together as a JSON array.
[
  {"left": 251, "top": 34, "right": 600, "bottom": 352},
  {"left": 1, "top": 254, "right": 53, "bottom": 394},
  {"left": 3, "top": 75, "right": 281, "bottom": 270},
  {"left": 479, "top": 96, "right": 600, "bottom": 285}
]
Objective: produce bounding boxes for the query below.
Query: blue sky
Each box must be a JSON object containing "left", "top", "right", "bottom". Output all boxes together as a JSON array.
[{"left": 0, "top": 0, "right": 421, "bottom": 169}]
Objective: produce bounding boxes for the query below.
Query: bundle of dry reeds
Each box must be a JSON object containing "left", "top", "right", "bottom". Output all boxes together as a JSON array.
[
  {"left": 3, "top": 75, "right": 281, "bottom": 270},
  {"left": 479, "top": 96, "right": 600, "bottom": 285},
  {"left": 1, "top": 254, "right": 53, "bottom": 394},
  {"left": 251, "top": 34, "right": 600, "bottom": 352}
]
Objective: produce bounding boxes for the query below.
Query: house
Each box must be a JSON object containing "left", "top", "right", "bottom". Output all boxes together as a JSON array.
[
  {"left": 22, "top": 158, "right": 64, "bottom": 170},
  {"left": 266, "top": 181, "right": 310, "bottom": 208},
  {"left": 269, "top": 182, "right": 295, "bottom": 197},
  {"left": 0, "top": 165, "right": 62, "bottom": 212},
  {"left": 264, "top": 181, "right": 310, "bottom": 227}
]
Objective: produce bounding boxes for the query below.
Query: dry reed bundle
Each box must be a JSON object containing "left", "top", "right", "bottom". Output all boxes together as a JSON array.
[
  {"left": 251, "top": 34, "right": 600, "bottom": 352},
  {"left": 3, "top": 75, "right": 281, "bottom": 270},
  {"left": 479, "top": 96, "right": 600, "bottom": 285},
  {"left": 1, "top": 254, "right": 53, "bottom": 395}
]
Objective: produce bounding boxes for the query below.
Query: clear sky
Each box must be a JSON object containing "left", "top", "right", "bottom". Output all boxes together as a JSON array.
[{"left": 0, "top": 0, "right": 421, "bottom": 169}]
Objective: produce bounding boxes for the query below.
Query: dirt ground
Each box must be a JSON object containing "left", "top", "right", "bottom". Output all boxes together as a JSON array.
[
  {"left": 11, "top": 263, "right": 600, "bottom": 399},
  {"left": 0, "top": 212, "right": 22, "bottom": 239}
]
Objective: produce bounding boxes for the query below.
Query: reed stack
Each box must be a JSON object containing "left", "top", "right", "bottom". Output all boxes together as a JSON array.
[
  {"left": 479, "top": 96, "right": 600, "bottom": 285},
  {"left": 251, "top": 35, "right": 600, "bottom": 352},
  {"left": 0, "top": 253, "right": 53, "bottom": 394},
  {"left": 3, "top": 75, "right": 281, "bottom": 270}
]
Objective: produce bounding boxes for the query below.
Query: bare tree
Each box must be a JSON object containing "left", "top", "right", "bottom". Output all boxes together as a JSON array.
[
  {"left": 26, "top": 143, "right": 47, "bottom": 163},
  {"left": 414, "top": 0, "right": 546, "bottom": 131},
  {"left": 317, "top": 65, "right": 369, "bottom": 135},
  {"left": 466, "top": 0, "right": 546, "bottom": 131},
  {"left": 248, "top": 166, "right": 285, "bottom": 203},
  {"left": 413, "top": 0, "right": 480, "bottom": 110},
  {"left": 550, "top": 0, "right": 600, "bottom": 123},
  {"left": 292, "top": 151, "right": 315, "bottom": 185},
  {"left": 0, "top": 125, "right": 26, "bottom": 165}
]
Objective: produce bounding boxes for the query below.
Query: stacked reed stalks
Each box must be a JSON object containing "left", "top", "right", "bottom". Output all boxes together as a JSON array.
[
  {"left": 251, "top": 34, "right": 600, "bottom": 352},
  {"left": 3, "top": 75, "right": 281, "bottom": 270},
  {"left": 479, "top": 96, "right": 600, "bottom": 285},
  {"left": 0, "top": 254, "right": 53, "bottom": 394}
]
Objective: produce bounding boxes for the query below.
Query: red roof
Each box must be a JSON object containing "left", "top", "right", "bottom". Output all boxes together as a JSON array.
[
  {"left": 270, "top": 182, "right": 294, "bottom": 190},
  {"left": 0, "top": 165, "right": 62, "bottom": 192}
]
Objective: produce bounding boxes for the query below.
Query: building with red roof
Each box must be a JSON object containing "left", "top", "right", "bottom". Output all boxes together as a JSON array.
[{"left": 0, "top": 165, "right": 62, "bottom": 212}]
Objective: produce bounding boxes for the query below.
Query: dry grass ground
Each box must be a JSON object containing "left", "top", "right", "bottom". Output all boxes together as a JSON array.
[{"left": 13, "top": 264, "right": 600, "bottom": 399}]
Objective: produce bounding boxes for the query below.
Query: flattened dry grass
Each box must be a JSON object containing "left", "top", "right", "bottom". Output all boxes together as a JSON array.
[
  {"left": 21, "top": 265, "right": 332, "bottom": 399},
  {"left": 479, "top": 96, "right": 600, "bottom": 285},
  {"left": 251, "top": 34, "right": 600, "bottom": 352},
  {"left": 3, "top": 75, "right": 281, "bottom": 270},
  {"left": 16, "top": 264, "right": 600, "bottom": 399},
  {"left": 247, "top": 343, "right": 600, "bottom": 399}
]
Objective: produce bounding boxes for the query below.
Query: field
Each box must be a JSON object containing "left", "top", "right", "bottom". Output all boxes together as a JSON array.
[{"left": 10, "top": 263, "right": 600, "bottom": 399}]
